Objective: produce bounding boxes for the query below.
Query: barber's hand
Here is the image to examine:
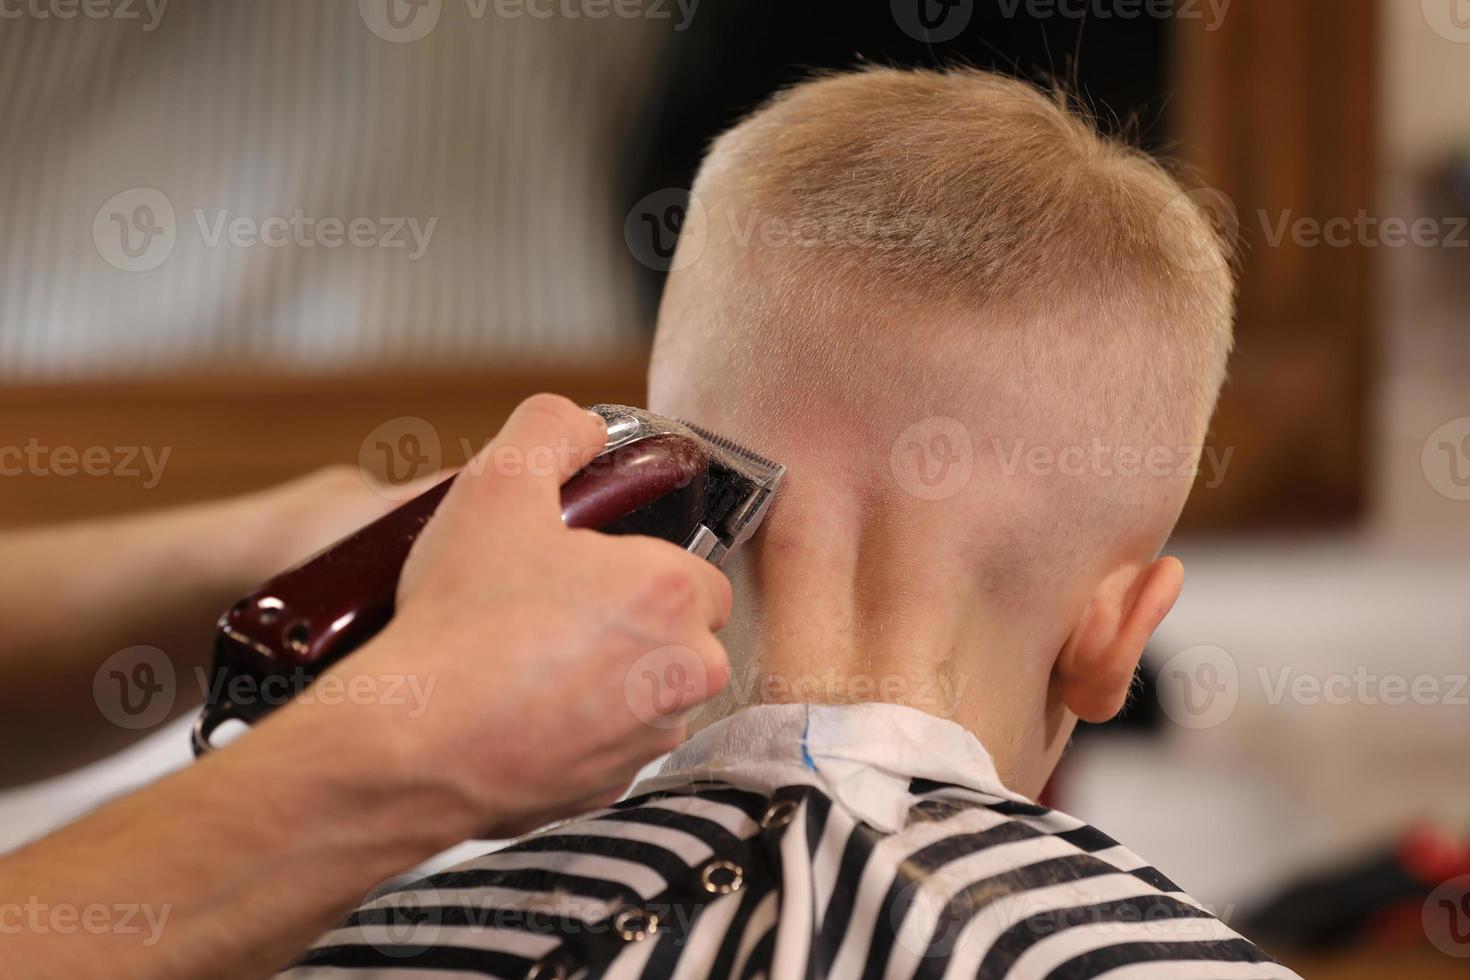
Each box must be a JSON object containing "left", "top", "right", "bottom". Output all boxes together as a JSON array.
[{"left": 301, "top": 394, "right": 733, "bottom": 840}]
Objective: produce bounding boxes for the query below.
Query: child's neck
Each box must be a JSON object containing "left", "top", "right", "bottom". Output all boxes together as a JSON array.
[{"left": 697, "top": 497, "right": 1071, "bottom": 794}]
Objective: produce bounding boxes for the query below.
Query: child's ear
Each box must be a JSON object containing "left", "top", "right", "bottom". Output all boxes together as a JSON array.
[{"left": 1054, "top": 557, "right": 1185, "bottom": 724}]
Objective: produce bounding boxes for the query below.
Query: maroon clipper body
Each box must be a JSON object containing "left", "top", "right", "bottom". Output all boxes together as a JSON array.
[{"left": 192, "top": 405, "right": 784, "bottom": 755}]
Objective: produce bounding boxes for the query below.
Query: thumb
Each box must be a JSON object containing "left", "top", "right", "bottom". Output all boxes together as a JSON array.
[{"left": 455, "top": 394, "right": 607, "bottom": 517}]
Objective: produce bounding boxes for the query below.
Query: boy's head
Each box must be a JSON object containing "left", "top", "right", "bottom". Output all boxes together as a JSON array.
[{"left": 648, "top": 67, "right": 1235, "bottom": 765}]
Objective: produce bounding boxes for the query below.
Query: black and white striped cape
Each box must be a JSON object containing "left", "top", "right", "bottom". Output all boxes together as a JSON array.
[{"left": 286, "top": 704, "right": 1300, "bottom": 979}]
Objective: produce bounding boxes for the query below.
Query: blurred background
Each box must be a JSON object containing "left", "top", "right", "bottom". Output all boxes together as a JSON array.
[{"left": 1, "top": 1, "right": 1468, "bottom": 975}]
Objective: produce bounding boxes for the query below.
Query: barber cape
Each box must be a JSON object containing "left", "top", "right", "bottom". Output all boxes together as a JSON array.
[{"left": 287, "top": 703, "right": 1300, "bottom": 979}]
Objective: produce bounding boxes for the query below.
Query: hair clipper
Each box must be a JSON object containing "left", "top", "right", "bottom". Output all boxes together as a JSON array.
[{"left": 192, "top": 405, "right": 784, "bottom": 755}]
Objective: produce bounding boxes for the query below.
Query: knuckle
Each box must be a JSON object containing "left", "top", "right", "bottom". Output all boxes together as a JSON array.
[
  {"left": 616, "top": 541, "right": 729, "bottom": 629},
  {"left": 631, "top": 565, "right": 699, "bottom": 626}
]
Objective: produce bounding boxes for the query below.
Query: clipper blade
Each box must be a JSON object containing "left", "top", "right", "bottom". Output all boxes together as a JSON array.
[
  {"left": 677, "top": 419, "right": 785, "bottom": 486},
  {"left": 676, "top": 418, "right": 785, "bottom": 563},
  {"left": 588, "top": 404, "right": 785, "bottom": 565}
]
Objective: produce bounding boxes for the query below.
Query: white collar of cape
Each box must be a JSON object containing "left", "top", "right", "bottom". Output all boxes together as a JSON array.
[{"left": 629, "top": 702, "right": 1034, "bottom": 834}]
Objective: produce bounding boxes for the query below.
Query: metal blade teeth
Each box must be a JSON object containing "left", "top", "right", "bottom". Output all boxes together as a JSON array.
[{"left": 677, "top": 419, "right": 784, "bottom": 481}]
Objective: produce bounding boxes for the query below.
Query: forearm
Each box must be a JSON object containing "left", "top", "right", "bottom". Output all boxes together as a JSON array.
[
  {"left": 0, "top": 497, "right": 275, "bottom": 786},
  {"left": 0, "top": 469, "right": 395, "bottom": 787},
  {"left": 0, "top": 696, "right": 469, "bottom": 980}
]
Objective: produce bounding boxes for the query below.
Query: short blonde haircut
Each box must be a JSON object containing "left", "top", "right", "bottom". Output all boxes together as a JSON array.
[{"left": 650, "top": 67, "right": 1236, "bottom": 574}]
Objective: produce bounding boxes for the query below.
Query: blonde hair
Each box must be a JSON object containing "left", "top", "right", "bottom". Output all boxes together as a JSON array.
[{"left": 650, "top": 66, "right": 1236, "bottom": 572}]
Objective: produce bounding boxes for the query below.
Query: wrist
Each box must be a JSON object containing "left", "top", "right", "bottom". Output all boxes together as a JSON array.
[{"left": 247, "top": 667, "right": 488, "bottom": 856}]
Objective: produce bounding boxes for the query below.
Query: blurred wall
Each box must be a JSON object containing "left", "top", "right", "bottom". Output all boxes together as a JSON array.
[
  {"left": 1374, "top": 0, "right": 1470, "bottom": 543},
  {"left": 0, "top": 2, "right": 666, "bottom": 379}
]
